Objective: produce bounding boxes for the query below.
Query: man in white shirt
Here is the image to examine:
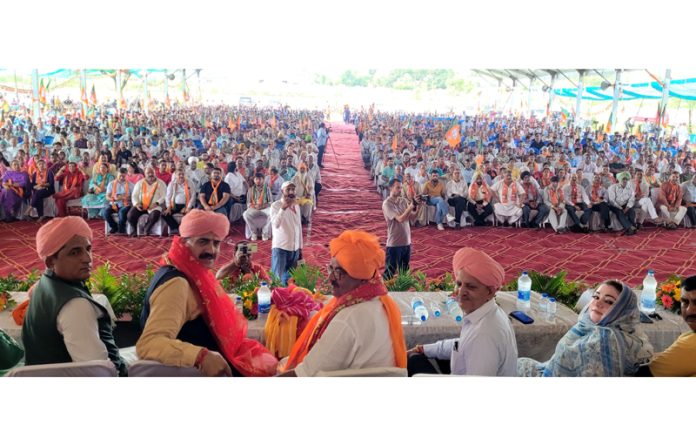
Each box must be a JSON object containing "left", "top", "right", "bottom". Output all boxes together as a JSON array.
[
  {"left": 681, "top": 173, "right": 696, "bottom": 227},
  {"left": 563, "top": 172, "right": 592, "bottom": 233},
  {"left": 490, "top": 171, "right": 524, "bottom": 226},
  {"left": 128, "top": 166, "right": 167, "bottom": 237},
  {"left": 607, "top": 171, "right": 638, "bottom": 236},
  {"left": 446, "top": 168, "right": 468, "bottom": 228},
  {"left": 278, "top": 230, "right": 407, "bottom": 377},
  {"left": 307, "top": 154, "right": 322, "bottom": 206},
  {"left": 407, "top": 247, "right": 517, "bottom": 376},
  {"left": 162, "top": 169, "right": 196, "bottom": 235},
  {"left": 270, "top": 181, "right": 303, "bottom": 286}
]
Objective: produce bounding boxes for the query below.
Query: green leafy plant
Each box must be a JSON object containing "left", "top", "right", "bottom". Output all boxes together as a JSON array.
[
  {"left": 501, "top": 270, "right": 587, "bottom": 308},
  {"left": 289, "top": 263, "right": 327, "bottom": 293},
  {"left": 384, "top": 268, "right": 427, "bottom": 292},
  {"left": 426, "top": 272, "right": 455, "bottom": 292},
  {"left": 87, "top": 262, "right": 123, "bottom": 305},
  {"left": 110, "top": 267, "right": 154, "bottom": 319}
]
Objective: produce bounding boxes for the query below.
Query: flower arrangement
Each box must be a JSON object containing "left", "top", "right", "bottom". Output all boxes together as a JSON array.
[
  {"left": 0, "top": 291, "right": 17, "bottom": 312},
  {"left": 656, "top": 275, "right": 682, "bottom": 313},
  {"left": 233, "top": 274, "right": 260, "bottom": 320}
]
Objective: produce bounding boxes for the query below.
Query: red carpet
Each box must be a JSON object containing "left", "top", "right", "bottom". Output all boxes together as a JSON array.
[{"left": 2, "top": 123, "right": 696, "bottom": 287}]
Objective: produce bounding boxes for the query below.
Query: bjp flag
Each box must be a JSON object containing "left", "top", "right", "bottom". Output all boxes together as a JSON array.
[
  {"left": 391, "top": 134, "right": 398, "bottom": 152},
  {"left": 445, "top": 124, "right": 461, "bottom": 148}
]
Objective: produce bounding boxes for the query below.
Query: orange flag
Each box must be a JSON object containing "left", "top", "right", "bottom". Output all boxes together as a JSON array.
[
  {"left": 445, "top": 124, "right": 461, "bottom": 148},
  {"left": 391, "top": 134, "right": 398, "bottom": 152}
]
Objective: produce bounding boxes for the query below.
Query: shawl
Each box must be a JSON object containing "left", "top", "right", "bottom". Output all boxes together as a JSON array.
[{"left": 517, "top": 282, "right": 653, "bottom": 377}]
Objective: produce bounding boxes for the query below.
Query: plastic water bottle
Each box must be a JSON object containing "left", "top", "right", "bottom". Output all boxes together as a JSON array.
[
  {"left": 517, "top": 271, "right": 532, "bottom": 311},
  {"left": 547, "top": 297, "right": 557, "bottom": 320},
  {"left": 539, "top": 293, "right": 549, "bottom": 313},
  {"left": 257, "top": 282, "right": 272, "bottom": 314},
  {"left": 411, "top": 297, "right": 428, "bottom": 322},
  {"left": 640, "top": 270, "right": 657, "bottom": 314},
  {"left": 430, "top": 302, "right": 442, "bottom": 317},
  {"left": 445, "top": 298, "right": 464, "bottom": 322}
]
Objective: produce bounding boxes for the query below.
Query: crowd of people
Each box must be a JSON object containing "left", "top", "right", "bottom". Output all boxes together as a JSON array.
[
  {"left": 0, "top": 104, "right": 327, "bottom": 283},
  {"left": 1, "top": 102, "right": 695, "bottom": 378},
  {"left": 362, "top": 110, "right": 696, "bottom": 240}
]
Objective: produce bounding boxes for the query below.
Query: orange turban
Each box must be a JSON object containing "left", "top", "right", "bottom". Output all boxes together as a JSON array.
[
  {"left": 329, "top": 230, "right": 385, "bottom": 280},
  {"left": 179, "top": 209, "right": 230, "bottom": 240},
  {"left": 36, "top": 216, "right": 92, "bottom": 261},
  {"left": 452, "top": 247, "right": 505, "bottom": 289}
]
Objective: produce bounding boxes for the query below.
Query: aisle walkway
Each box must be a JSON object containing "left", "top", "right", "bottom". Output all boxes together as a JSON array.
[{"left": 1, "top": 123, "right": 696, "bottom": 286}]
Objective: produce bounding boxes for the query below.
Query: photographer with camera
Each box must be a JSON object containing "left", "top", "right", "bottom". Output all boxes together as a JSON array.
[
  {"left": 216, "top": 241, "right": 270, "bottom": 282},
  {"left": 315, "top": 123, "right": 328, "bottom": 168},
  {"left": 382, "top": 178, "right": 419, "bottom": 279}
]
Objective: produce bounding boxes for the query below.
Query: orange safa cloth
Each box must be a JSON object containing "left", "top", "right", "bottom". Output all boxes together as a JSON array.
[
  {"left": 179, "top": 209, "right": 230, "bottom": 240},
  {"left": 329, "top": 230, "right": 385, "bottom": 280},
  {"left": 452, "top": 247, "right": 505, "bottom": 289},
  {"left": 36, "top": 216, "right": 93, "bottom": 261}
]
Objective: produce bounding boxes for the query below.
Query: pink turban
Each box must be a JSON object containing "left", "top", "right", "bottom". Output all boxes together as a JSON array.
[
  {"left": 36, "top": 216, "right": 93, "bottom": 261},
  {"left": 179, "top": 209, "right": 230, "bottom": 240},
  {"left": 452, "top": 247, "right": 505, "bottom": 289}
]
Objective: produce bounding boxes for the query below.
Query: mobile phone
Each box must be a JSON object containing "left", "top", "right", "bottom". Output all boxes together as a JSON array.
[
  {"left": 509, "top": 311, "right": 534, "bottom": 324},
  {"left": 236, "top": 242, "right": 258, "bottom": 255}
]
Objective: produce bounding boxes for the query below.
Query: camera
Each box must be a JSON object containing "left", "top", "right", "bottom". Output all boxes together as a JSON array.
[
  {"left": 419, "top": 195, "right": 429, "bottom": 203},
  {"left": 236, "top": 242, "right": 258, "bottom": 255}
]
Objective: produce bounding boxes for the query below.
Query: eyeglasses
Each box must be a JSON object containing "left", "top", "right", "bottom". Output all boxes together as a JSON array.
[{"left": 326, "top": 264, "right": 345, "bottom": 275}]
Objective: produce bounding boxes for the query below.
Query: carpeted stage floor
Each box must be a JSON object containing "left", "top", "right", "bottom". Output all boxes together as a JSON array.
[{"left": 1, "top": 123, "right": 695, "bottom": 287}]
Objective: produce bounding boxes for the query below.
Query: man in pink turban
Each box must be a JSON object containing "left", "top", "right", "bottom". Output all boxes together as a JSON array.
[
  {"left": 138, "top": 209, "right": 277, "bottom": 377},
  {"left": 22, "top": 216, "right": 127, "bottom": 375},
  {"left": 406, "top": 247, "right": 518, "bottom": 376}
]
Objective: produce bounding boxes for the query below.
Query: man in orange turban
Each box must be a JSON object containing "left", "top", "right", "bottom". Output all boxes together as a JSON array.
[
  {"left": 138, "top": 209, "right": 277, "bottom": 377},
  {"left": 407, "top": 247, "right": 518, "bottom": 376},
  {"left": 279, "top": 230, "right": 407, "bottom": 377},
  {"left": 22, "top": 216, "right": 127, "bottom": 375}
]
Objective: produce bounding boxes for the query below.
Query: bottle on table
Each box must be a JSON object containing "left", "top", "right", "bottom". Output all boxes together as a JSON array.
[
  {"left": 517, "top": 271, "right": 532, "bottom": 312},
  {"left": 257, "top": 281, "right": 272, "bottom": 314},
  {"left": 546, "top": 297, "right": 557, "bottom": 320},
  {"left": 411, "top": 297, "right": 428, "bottom": 322},
  {"left": 430, "top": 302, "right": 442, "bottom": 317},
  {"left": 539, "top": 292, "right": 549, "bottom": 313},
  {"left": 445, "top": 298, "right": 463, "bottom": 322},
  {"left": 639, "top": 270, "right": 657, "bottom": 314}
]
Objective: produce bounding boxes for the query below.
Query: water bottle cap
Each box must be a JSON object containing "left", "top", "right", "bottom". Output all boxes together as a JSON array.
[
  {"left": 420, "top": 315, "right": 427, "bottom": 322},
  {"left": 542, "top": 293, "right": 548, "bottom": 298},
  {"left": 260, "top": 281, "right": 268, "bottom": 286},
  {"left": 455, "top": 315, "right": 463, "bottom": 322},
  {"left": 548, "top": 297, "right": 556, "bottom": 302},
  {"left": 648, "top": 270, "right": 654, "bottom": 275},
  {"left": 435, "top": 311, "right": 441, "bottom": 316},
  {"left": 522, "top": 271, "right": 528, "bottom": 275}
]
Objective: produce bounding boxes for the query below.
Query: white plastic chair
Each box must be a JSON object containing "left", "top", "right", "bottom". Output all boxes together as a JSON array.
[
  {"left": 128, "top": 360, "right": 203, "bottom": 377},
  {"left": 5, "top": 360, "right": 117, "bottom": 377}
]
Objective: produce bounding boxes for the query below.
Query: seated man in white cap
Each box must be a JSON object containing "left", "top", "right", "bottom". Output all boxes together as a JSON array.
[
  {"left": 407, "top": 247, "right": 517, "bottom": 376},
  {"left": 243, "top": 172, "right": 273, "bottom": 241},
  {"left": 137, "top": 209, "right": 277, "bottom": 377},
  {"left": 278, "top": 230, "right": 407, "bottom": 376},
  {"left": 22, "top": 216, "right": 127, "bottom": 376}
]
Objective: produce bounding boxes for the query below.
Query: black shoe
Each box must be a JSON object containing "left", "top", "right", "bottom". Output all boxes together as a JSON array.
[
  {"left": 521, "top": 222, "right": 529, "bottom": 228},
  {"left": 108, "top": 227, "right": 118, "bottom": 235}
]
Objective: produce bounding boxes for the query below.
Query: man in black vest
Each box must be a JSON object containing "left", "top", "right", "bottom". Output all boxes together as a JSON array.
[
  {"left": 137, "top": 209, "right": 276, "bottom": 377},
  {"left": 22, "top": 216, "right": 127, "bottom": 376}
]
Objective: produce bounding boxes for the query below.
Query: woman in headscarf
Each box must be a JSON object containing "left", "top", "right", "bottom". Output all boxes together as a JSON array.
[
  {"left": 81, "top": 162, "right": 114, "bottom": 218},
  {"left": 517, "top": 280, "right": 653, "bottom": 377},
  {"left": 0, "top": 160, "right": 30, "bottom": 221}
]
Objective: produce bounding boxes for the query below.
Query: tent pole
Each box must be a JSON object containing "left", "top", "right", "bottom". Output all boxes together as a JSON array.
[
  {"left": 575, "top": 70, "right": 585, "bottom": 121},
  {"left": 610, "top": 69, "right": 622, "bottom": 132},
  {"left": 658, "top": 69, "right": 671, "bottom": 134},
  {"left": 547, "top": 73, "right": 557, "bottom": 116},
  {"left": 31, "top": 69, "right": 40, "bottom": 122}
]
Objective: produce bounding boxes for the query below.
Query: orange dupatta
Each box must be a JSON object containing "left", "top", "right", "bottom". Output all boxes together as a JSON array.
[
  {"left": 207, "top": 180, "right": 221, "bottom": 206},
  {"left": 283, "top": 278, "right": 407, "bottom": 372},
  {"left": 469, "top": 180, "right": 491, "bottom": 202},
  {"left": 501, "top": 181, "right": 518, "bottom": 204},
  {"left": 549, "top": 187, "right": 564, "bottom": 207},
  {"left": 141, "top": 181, "right": 158, "bottom": 210},
  {"left": 110, "top": 180, "right": 130, "bottom": 210}
]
